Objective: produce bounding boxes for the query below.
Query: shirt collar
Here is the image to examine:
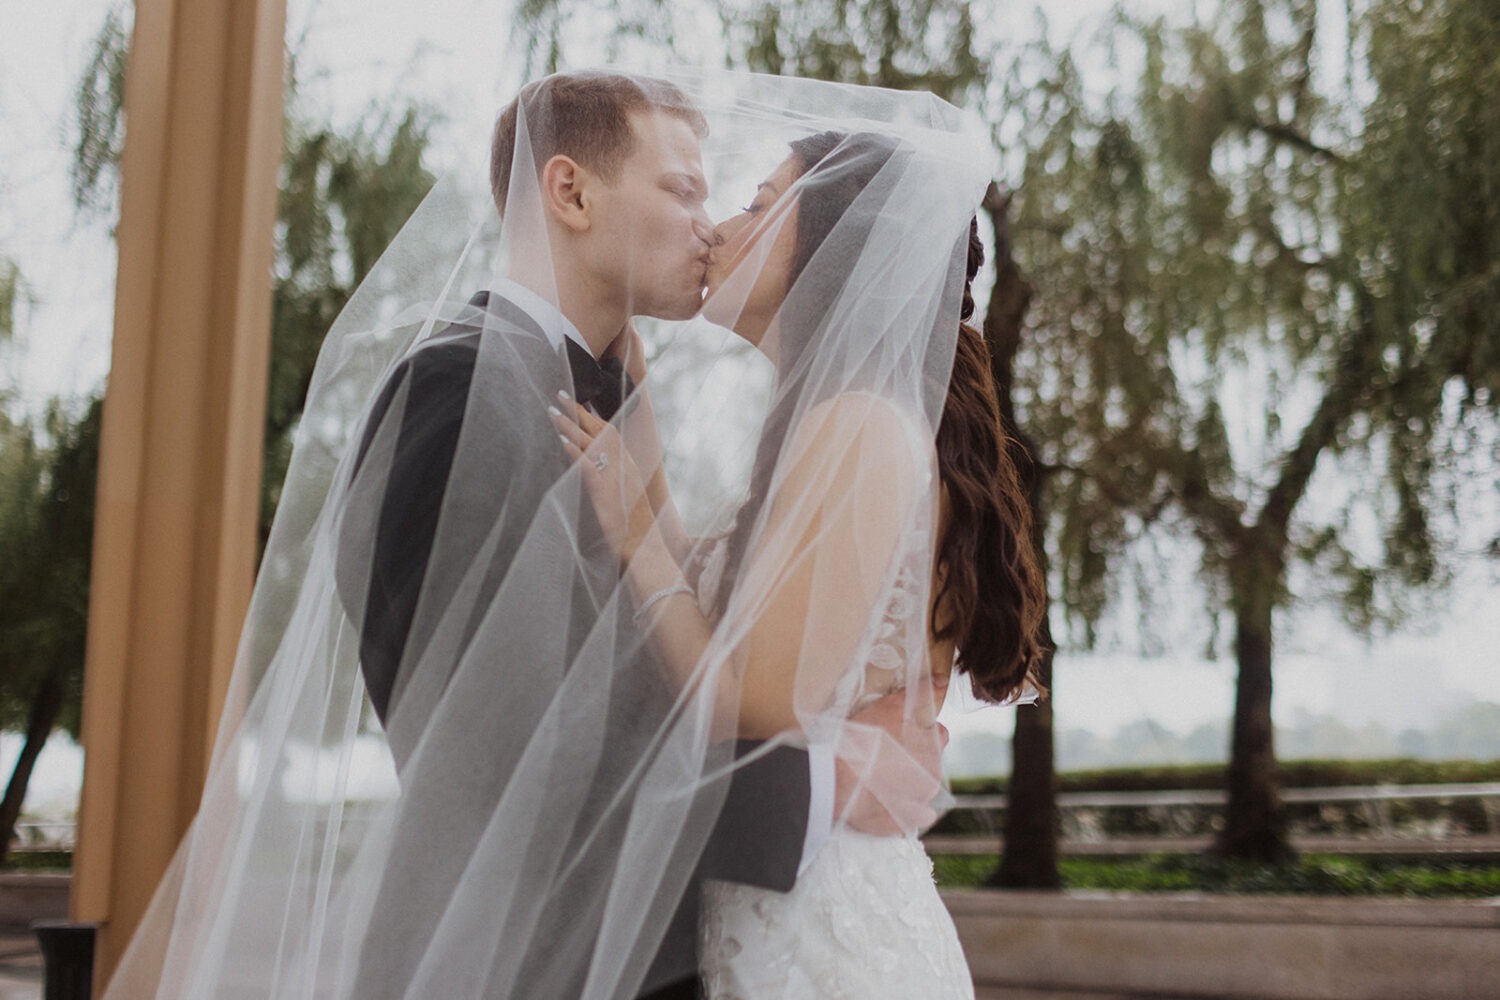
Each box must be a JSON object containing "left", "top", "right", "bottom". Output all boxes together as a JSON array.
[{"left": 490, "top": 279, "right": 592, "bottom": 357}]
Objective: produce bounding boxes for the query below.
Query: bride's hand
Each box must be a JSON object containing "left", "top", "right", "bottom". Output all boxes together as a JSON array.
[
  {"left": 834, "top": 683, "right": 950, "bottom": 836},
  {"left": 550, "top": 395, "right": 653, "bottom": 561}
]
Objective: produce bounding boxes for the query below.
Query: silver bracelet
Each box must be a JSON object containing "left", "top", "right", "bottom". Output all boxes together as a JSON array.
[{"left": 634, "top": 583, "right": 694, "bottom": 622}]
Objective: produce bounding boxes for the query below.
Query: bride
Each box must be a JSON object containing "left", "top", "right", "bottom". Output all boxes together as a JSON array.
[
  {"left": 100, "top": 68, "right": 1043, "bottom": 1000},
  {"left": 552, "top": 129, "right": 1047, "bottom": 997}
]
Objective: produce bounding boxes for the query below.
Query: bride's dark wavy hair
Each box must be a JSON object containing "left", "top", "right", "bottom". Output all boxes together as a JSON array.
[
  {"left": 937, "top": 223, "right": 1048, "bottom": 702},
  {"left": 718, "top": 131, "right": 1048, "bottom": 703}
]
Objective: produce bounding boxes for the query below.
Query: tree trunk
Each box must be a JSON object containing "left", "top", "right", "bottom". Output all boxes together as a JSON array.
[
  {"left": 1215, "top": 551, "right": 1293, "bottom": 863},
  {"left": 979, "top": 181, "right": 1062, "bottom": 888},
  {"left": 0, "top": 668, "right": 66, "bottom": 865},
  {"left": 991, "top": 644, "right": 1060, "bottom": 888},
  {"left": 992, "top": 414, "right": 1059, "bottom": 888}
]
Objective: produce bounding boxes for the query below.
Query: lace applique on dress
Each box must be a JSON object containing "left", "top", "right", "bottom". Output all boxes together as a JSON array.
[
  {"left": 700, "top": 828, "right": 975, "bottom": 1000},
  {"left": 824, "top": 544, "right": 932, "bottom": 724}
]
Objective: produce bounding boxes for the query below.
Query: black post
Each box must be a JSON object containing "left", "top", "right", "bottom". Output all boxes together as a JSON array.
[{"left": 32, "top": 920, "right": 96, "bottom": 1000}]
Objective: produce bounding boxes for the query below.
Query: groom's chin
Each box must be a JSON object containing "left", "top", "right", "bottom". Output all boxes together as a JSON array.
[{"left": 657, "top": 292, "right": 708, "bottom": 322}]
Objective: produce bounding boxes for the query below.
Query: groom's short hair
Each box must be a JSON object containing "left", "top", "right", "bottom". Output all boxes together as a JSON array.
[{"left": 491, "top": 72, "right": 708, "bottom": 212}]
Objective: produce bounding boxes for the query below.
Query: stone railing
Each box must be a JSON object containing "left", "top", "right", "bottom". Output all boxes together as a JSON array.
[{"left": 931, "top": 782, "right": 1500, "bottom": 855}]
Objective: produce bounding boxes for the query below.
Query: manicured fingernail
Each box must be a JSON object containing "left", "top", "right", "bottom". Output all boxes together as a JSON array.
[
  {"left": 547, "top": 405, "right": 561, "bottom": 416},
  {"left": 558, "top": 434, "right": 570, "bottom": 446},
  {"left": 557, "top": 389, "right": 571, "bottom": 401}
]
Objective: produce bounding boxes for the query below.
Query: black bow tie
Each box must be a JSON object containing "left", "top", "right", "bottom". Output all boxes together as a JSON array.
[{"left": 563, "top": 337, "right": 630, "bottom": 420}]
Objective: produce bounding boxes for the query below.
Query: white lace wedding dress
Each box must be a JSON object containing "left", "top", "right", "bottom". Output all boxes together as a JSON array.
[
  {"left": 693, "top": 489, "right": 976, "bottom": 1000},
  {"left": 699, "top": 825, "right": 974, "bottom": 1000}
]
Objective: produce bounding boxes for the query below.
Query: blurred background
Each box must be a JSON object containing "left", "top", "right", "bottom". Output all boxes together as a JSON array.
[{"left": 1, "top": 0, "right": 1496, "bottom": 888}]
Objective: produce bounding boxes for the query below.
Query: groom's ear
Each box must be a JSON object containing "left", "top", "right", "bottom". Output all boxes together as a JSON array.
[{"left": 540, "top": 155, "right": 593, "bottom": 233}]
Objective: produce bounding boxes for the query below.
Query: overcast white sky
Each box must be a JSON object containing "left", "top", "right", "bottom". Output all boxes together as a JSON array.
[{"left": 1, "top": 0, "right": 1497, "bottom": 809}]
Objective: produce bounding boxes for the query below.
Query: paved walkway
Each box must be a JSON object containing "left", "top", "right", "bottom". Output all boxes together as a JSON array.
[
  {"left": 0, "top": 930, "right": 40, "bottom": 1000},
  {"left": 978, "top": 992, "right": 1200, "bottom": 1000},
  {"left": 0, "top": 926, "right": 1222, "bottom": 1000}
]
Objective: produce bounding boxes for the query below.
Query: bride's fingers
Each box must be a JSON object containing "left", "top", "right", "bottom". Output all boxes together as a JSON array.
[
  {"left": 570, "top": 401, "right": 608, "bottom": 436},
  {"left": 557, "top": 434, "right": 585, "bottom": 464},
  {"left": 548, "top": 404, "right": 593, "bottom": 449},
  {"left": 548, "top": 396, "right": 614, "bottom": 451}
]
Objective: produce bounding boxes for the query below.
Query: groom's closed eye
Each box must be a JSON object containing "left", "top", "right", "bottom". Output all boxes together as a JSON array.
[{"left": 662, "top": 172, "right": 708, "bottom": 204}]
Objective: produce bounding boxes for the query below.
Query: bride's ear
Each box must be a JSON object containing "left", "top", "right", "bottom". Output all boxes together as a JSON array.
[{"left": 540, "top": 154, "right": 593, "bottom": 233}]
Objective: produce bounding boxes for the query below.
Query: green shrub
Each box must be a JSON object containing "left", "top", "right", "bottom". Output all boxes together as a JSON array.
[{"left": 0, "top": 850, "right": 71, "bottom": 872}]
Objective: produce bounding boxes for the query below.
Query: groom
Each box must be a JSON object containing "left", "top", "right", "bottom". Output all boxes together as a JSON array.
[{"left": 339, "top": 72, "right": 945, "bottom": 999}]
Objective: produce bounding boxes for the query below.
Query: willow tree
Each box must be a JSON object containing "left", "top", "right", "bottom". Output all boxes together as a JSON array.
[
  {"left": 1008, "top": 0, "right": 1498, "bottom": 862},
  {"left": 722, "top": 0, "right": 984, "bottom": 101}
]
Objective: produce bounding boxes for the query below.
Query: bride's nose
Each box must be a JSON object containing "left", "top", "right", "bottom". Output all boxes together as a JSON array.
[{"left": 692, "top": 213, "right": 718, "bottom": 248}]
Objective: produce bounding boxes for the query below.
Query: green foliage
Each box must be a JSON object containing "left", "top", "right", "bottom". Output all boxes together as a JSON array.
[
  {"left": 0, "top": 401, "right": 101, "bottom": 739},
  {"left": 0, "top": 258, "right": 20, "bottom": 343},
  {"left": 511, "top": 0, "right": 700, "bottom": 74},
  {"left": 70, "top": 4, "right": 130, "bottom": 217},
  {"left": 264, "top": 106, "right": 436, "bottom": 529},
  {"left": 726, "top": 0, "right": 986, "bottom": 99},
  {"left": 931, "top": 853, "right": 1000, "bottom": 888},
  {"left": 0, "top": 849, "right": 71, "bottom": 872},
  {"left": 1342, "top": 0, "right": 1500, "bottom": 587},
  {"left": 934, "top": 852, "right": 1500, "bottom": 896},
  {"left": 1007, "top": 0, "right": 1353, "bottom": 638},
  {"left": 1006, "top": 0, "right": 1497, "bottom": 647},
  {"left": 511, "top": 0, "right": 990, "bottom": 98}
]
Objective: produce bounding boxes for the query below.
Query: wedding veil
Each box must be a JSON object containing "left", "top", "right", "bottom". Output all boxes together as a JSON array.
[{"left": 103, "top": 67, "right": 1000, "bottom": 999}]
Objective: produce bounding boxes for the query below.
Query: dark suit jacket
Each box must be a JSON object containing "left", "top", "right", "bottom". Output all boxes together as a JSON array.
[{"left": 336, "top": 292, "right": 811, "bottom": 998}]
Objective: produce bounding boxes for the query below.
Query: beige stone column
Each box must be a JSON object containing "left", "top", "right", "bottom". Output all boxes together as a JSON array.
[{"left": 70, "top": 0, "right": 285, "bottom": 986}]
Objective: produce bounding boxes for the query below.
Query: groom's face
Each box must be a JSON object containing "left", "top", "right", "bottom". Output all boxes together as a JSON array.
[{"left": 589, "top": 109, "right": 714, "bottom": 320}]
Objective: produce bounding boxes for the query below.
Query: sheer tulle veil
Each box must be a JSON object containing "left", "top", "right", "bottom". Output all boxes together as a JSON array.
[{"left": 103, "top": 67, "right": 998, "bottom": 999}]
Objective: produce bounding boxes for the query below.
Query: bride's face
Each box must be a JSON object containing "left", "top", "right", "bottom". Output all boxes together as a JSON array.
[{"left": 702, "top": 156, "right": 803, "bottom": 349}]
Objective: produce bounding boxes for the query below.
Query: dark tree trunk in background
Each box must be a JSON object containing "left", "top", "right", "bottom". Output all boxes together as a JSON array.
[
  {"left": 995, "top": 460, "right": 1059, "bottom": 888},
  {"left": 1216, "top": 541, "right": 1294, "bottom": 863},
  {"left": 977, "top": 182, "right": 1061, "bottom": 889},
  {"left": 993, "top": 646, "right": 1060, "bottom": 888},
  {"left": 0, "top": 669, "right": 66, "bottom": 865}
]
